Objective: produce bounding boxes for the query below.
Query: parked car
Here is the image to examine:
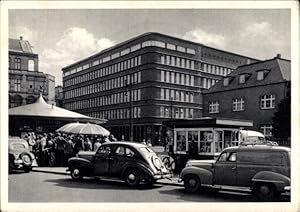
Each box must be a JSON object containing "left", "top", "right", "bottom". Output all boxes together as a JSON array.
[
  {"left": 9, "top": 137, "right": 35, "bottom": 173},
  {"left": 67, "top": 141, "right": 172, "bottom": 186},
  {"left": 179, "top": 144, "right": 290, "bottom": 200}
]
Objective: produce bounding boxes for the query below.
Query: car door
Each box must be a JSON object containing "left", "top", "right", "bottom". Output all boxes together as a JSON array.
[
  {"left": 214, "top": 151, "right": 237, "bottom": 186},
  {"left": 109, "top": 145, "right": 127, "bottom": 177},
  {"left": 93, "top": 145, "right": 112, "bottom": 176}
]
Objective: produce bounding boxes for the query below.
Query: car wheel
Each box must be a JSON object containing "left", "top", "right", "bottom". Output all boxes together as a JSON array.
[
  {"left": 70, "top": 167, "right": 83, "bottom": 181},
  {"left": 124, "top": 168, "right": 140, "bottom": 187},
  {"left": 253, "top": 183, "right": 276, "bottom": 201},
  {"left": 184, "top": 174, "right": 201, "bottom": 193},
  {"left": 20, "top": 153, "right": 33, "bottom": 167}
]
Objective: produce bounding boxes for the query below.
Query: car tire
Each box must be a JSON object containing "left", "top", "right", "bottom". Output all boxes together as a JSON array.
[
  {"left": 253, "top": 183, "right": 276, "bottom": 201},
  {"left": 70, "top": 167, "right": 83, "bottom": 181},
  {"left": 184, "top": 174, "right": 201, "bottom": 193},
  {"left": 124, "top": 168, "right": 140, "bottom": 187},
  {"left": 20, "top": 152, "right": 33, "bottom": 167}
]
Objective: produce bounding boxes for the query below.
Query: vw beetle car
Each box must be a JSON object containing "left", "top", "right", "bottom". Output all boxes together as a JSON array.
[
  {"left": 67, "top": 141, "right": 172, "bottom": 186},
  {"left": 179, "top": 144, "right": 290, "bottom": 200},
  {"left": 9, "top": 137, "right": 35, "bottom": 173}
]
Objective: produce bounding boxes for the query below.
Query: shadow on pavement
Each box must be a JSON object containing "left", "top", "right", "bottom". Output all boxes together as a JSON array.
[
  {"left": 159, "top": 187, "right": 290, "bottom": 202},
  {"left": 45, "top": 177, "right": 163, "bottom": 191},
  {"left": 9, "top": 170, "right": 29, "bottom": 175}
]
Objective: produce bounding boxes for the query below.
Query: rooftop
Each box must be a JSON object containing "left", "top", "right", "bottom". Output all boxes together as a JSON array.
[
  {"left": 9, "top": 36, "right": 36, "bottom": 54},
  {"left": 62, "top": 32, "right": 259, "bottom": 70},
  {"left": 204, "top": 56, "right": 291, "bottom": 94}
]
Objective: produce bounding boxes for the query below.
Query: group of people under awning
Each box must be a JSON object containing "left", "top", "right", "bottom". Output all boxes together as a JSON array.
[{"left": 22, "top": 132, "right": 117, "bottom": 167}]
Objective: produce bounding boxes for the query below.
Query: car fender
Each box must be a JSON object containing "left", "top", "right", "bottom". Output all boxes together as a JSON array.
[
  {"left": 68, "top": 157, "right": 94, "bottom": 170},
  {"left": 180, "top": 167, "right": 213, "bottom": 185},
  {"left": 121, "top": 161, "right": 154, "bottom": 178},
  {"left": 251, "top": 171, "right": 290, "bottom": 192}
]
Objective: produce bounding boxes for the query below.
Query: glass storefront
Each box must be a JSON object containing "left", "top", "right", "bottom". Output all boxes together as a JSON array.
[{"left": 173, "top": 128, "right": 243, "bottom": 156}]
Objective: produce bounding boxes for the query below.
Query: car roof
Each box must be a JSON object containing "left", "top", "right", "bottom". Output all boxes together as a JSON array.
[
  {"left": 224, "top": 145, "right": 290, "bottom": 152},
  {"left": 102, "top": 141, "right": 149, "bottom": 149}
]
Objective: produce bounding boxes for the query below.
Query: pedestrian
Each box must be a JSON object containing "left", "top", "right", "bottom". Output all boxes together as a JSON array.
[
  {"left": 64, "top": 136, "right": 74, "bottom": 166},
  {"left": 189, "top": 140, "right": 198, "bottom": 159},
  {"left": 93, "top": 137, "right": 102, "bottom": 151},
  {"left": 54, "top": 132, "right": 66, "bottom": 166},
  {"left": 74, "top": 135, "right": 84, "bottom": 154}
]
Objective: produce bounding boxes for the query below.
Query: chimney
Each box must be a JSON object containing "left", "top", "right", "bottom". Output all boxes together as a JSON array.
[
  {"left": 20, "top": 36, "right": 23, "bottom": 40},
  {"left": 276, "top": 53, "right": 281, "bottom": 58}
]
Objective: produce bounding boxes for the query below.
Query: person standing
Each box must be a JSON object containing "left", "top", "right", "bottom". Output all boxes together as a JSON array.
[{"left": 64, "top": 136, "right": 74, "bottom": 166}]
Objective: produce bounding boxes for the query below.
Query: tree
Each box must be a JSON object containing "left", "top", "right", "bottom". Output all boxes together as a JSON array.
[{"left": 272, "top": 88, "right": 291, "bottom": 140}]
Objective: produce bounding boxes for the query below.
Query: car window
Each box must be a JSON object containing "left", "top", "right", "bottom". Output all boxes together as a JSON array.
[
  {"left": 115, "top": 146, "right": 135, "bottom": 157},
  {"left": 97, "top": 145, "right": 111, "bottom": 154},
  {"left": 12, "top": 143, "right": 26, "bottom": 150},
  {"left": 218, "top": 152, "right": 236, "bottom": 162},
  {"left": 228, "top": 152, "right": 237, "bottom": 162},
  {"left": 125, "top": 148, "right": 135, "bottom": 157},
  {"left": 115, "top": 146, "right": 125, "bottom": 155}
]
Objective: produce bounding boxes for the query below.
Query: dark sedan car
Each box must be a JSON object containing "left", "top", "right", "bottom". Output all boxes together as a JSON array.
[{"left": 67, "top": 141, "right": 172, "bottom": 186}]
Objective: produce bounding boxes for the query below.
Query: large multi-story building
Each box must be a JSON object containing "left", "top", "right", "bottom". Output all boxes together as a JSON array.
[
  {"left": 9, "top": 36, "right": 55, "bottom": 108},
  {"left": 203, "top": 55, "right": 290, "bottom": 138},
  {"left": 62, "top": 32, "right": 258, "bottom": 144},
  {"left": 55, "top": 85, "right": 64, "bottom": 107}
]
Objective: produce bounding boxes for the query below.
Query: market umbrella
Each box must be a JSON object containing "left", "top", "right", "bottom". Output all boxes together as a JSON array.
[{"left": 56, "top": 122, "right": 110, "bottom": 136}]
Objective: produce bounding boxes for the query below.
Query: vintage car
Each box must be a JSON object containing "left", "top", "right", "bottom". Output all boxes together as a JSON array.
[
  {"left": 9, "top": 137, "right": 35, "bottom": 173},
  {"left": 179, "top": 144, "right": 290, "bottom": 200},
  {"left": 67, "top": 141, "right": 172, "bottom": 186}
]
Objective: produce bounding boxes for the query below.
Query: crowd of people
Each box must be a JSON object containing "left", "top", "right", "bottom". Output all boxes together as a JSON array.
[{"left": 22, "top": 132, "right": 117, "bottom": 167}]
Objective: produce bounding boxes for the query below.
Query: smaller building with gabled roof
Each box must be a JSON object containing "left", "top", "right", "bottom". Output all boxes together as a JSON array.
[
  {"left": 9, "top": 36, "right": 56, "bottom": 107},
  {"left": 203, "top": 55, "right": 290, "bottom": 138}
]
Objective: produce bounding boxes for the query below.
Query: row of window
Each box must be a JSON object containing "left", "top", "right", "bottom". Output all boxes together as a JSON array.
[
  {"left": 64, "top": 56, "right": 142, "bottom": 87},
  {"left": 9, "top": 57, "right": 35, "bottom": 71},
  {"left": 85, "top": 107, "right": 141, "bottom": 120},
  {"left": 160, "top": 55, "right": 195, "bottom": 70},
  {"left": 160, "top": 70, "right": 195, "bottom": 86},
  {"left": 65, "top": 72, "right": 141, "bottom": 99},
  {"left": 202, "top": 51, "right": 249, "bottom": 65},
  {"left": 160, "top": 88, "right": 194, "bottom": 103},
  {"left": 160, "top": 106, "right": 194, "bottom": 119},
  {"left": 160, "top": 54, "right": 234, "bottom": 77},
  {"left": 64, "top": 39, "right": 196, "bottom": 77},
  {"left": 224, "top": 70, "right": 270, "bottom": 86},
  {"left": 65, "top": 89, "right": 142, "bottom": 111},
  {"left": 208, "top": 94, "right": 276, "bottom": 113},
  {"left": 203, "top": 63, "right": 233, "bottom": 76}
]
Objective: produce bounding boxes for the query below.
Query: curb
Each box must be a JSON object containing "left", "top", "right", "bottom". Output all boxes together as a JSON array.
[
  {"left": 32, "top": 168, "right": 69, "bottom": 176},
  {"left": 31, "top": 168, "right": 183, "bottom": 187}
]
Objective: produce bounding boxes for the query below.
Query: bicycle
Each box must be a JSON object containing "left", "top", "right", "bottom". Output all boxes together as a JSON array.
[{"left": 162, "top": 156, "right": 175, "bottom": 173}]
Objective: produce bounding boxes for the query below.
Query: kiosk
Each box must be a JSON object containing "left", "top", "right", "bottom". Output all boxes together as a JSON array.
[{"left": 163, "top": 117, "right": 258, "bottom": 172}]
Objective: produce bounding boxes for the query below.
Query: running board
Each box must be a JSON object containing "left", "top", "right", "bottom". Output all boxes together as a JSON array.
[{"left": 211, "top": 185, "right": 252, "bottom": 193}]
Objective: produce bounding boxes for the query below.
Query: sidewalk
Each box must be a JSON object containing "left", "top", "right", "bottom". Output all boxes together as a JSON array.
[{"left": 32, "top": 166, "right": 183, "bottom": 187}]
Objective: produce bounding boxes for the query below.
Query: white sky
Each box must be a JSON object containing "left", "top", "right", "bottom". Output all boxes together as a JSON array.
[{"left": 9, "top": 9, "right": 291, "bottom": 86}]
